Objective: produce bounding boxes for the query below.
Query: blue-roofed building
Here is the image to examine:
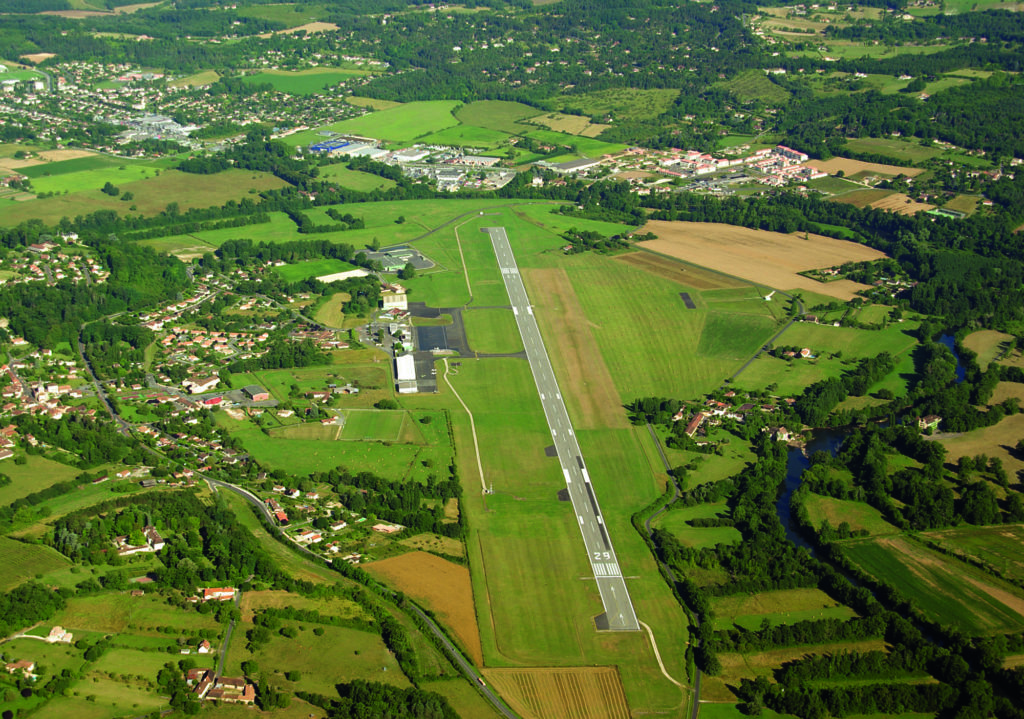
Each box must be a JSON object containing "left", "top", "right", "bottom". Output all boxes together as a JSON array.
[{"left": 309, "top": 139, "right": 352, "bottom": 153}]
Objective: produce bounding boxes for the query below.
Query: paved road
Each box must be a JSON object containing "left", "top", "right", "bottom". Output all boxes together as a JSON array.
[{"left": 485, "top": 226, "right": 640, "bottom": 632}]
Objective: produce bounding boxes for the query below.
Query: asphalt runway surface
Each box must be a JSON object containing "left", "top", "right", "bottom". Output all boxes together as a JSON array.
[{"left": 484, "top": 226, "right": 640, "bottom": 632}]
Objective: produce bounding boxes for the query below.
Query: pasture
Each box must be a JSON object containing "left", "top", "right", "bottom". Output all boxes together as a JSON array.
[
  {"left": 937, "top": 412, "right": 1024, "bottom": 478},
  {"left": 523, "top": 129, "right": 626, "bottom": 158},
  {"left": 842, "top": 535, "right": 1024, "bottom": 634},
  {"left": 365, "top": 550, "right": 482, "bottom": 666},
  {"left": 0, "top": 454, "right": 82, "bottom": 505},
  {"left": 0, "top": 168, "right": 286, "bottom": 227},
  {"left": 923, "top": 525, "right": 1024, "bottom": 585},
  {"left": 463, "top": 308, "right": 524, "bottom": 354},
  {"left": 842, "top": 137, "right": 943, "bottom": 164},
  {"left": 239, "top": 589, "right": 370, "bottom": 623},
  {"left": 964, "top": 329, "right": 1014, "bottom": 365},
  {"left": 710, "top": 587, "right": 857, "bottom": 631},
  {"left": 526, "top": 112, "right": 610, "bottom": 138},
  {"left": 418, "top": 124, "right": 510, "bottom": 148},
  {"left": 52, "top": 593, "right": 222, "bottom": 635},
  {"left": 637, "top": 221, "right": 887, "bottom": 300},
  {"left": 167, "top": 69, "right": 219, "bottom": 88},
  {"left": 801, "top": 494, "right": 899, "bottom": 536},
  {"left": 0, "top": 537, "right": 71, "bottom": 591},
  {"left": 225, "top": 622, "right": 411, "bottom": 694}
]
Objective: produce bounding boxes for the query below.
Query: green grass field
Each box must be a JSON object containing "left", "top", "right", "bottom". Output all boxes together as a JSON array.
[
  {"left": 453, "top": 100, "right": 542, "bottom": 134},
  {"left": 0, "top": 537, "right": 71, "bottom": 590},
  {"left": 317, "top": 164, "right": 396, "bottom": 192},
  {"left": 340, "top": 409, "right": 408, "bottom": 441},
  {"left": 418, "top": 124, "right": 510, "bottom": 149},
  {"left": 287, "top": 100, "right": 461, "bottom": 146},
  {"left": 273, "top": 258, "right": 359, "bottom": 282},
  {"left": 801, "top": 494, "right": 899, "bottom": 536},
  {"left": 0, "top": 454, "right": 83, "bottom": 505},
  {"left": 652, "top": 503, "right": 742, "bottom": 549},
  {"left": 52, "top": 593, "right": 222, "bottom": 635},
  {"left": 243, "top": 68, "right": 369, "bottom": 95},
  {"left": 710, "top": 587, "right": 857, "bottom": 631},
  {"left": 462, "top": 308, "right": 524, "bottom": 354},
  {"left": 523, "top": 129, "right": 626, "bottom": 158},
  {"left": 235, "top": 1, "right": 334, "bottom": 23},
  {"left": 842, "top": 536, "right": 1024, "bottom": 634},
  {"left": 843, "top": 137, "right": 944, "bottom": 164}
]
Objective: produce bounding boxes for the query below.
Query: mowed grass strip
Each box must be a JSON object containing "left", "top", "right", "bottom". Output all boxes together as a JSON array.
[
  {"left": 841, "top": 535, "right": 1024, "bottom": 634},
  {"left": 0, "top": 537, "right": 71, "bottom": 591},
  {"left": 273, "top": 258, "right": 358, "bottom": 282},
  {"left": 463, "top": 308, "right": 524, "bottom": 354},
  {"left": 710, "top": 587, "right": 857, "bottom": 631}
]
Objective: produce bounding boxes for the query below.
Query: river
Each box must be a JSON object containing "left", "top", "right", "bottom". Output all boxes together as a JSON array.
[
  {"left": 777, "top": 430, "right": 847, "bottom": 550},
  {"left": 938, "top": 333, "right": 965, "bottom": 383}
]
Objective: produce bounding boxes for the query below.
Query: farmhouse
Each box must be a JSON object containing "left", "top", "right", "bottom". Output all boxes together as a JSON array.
[
  {"left": 684, "top": 412, "right": 708, "bottom": 438},
  {"left": 201, "top": 587, "right": 236, "bottom": 602},
  {"left": 918, "top": 415, "right": 942, "bottom": 431},
  {"left": 46, "top": 626, "right": 72, "bottom": 644},
  {"left": 372, "top": 523, "right": 403, "bottom": 534},
  {"left": 5, "top": 661, "right": 36, "bottom": 678}
]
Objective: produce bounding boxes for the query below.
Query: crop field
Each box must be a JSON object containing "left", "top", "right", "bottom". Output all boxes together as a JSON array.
[
  {"left": 0, "top": 537, "right": 71, "bottom": 590},
  {"left": 294, "top": 100, "right": 461, "bottom": 145},
  {"left": 866, "top": 192, "right": 936, "bottom": 215},
  {"left": 463, "top": 308, "right": 524, "bottom": 354},
  {"left": 807, "top": 157, "right": 922, "bottom": 178},
  {"left": 710, "top": 588, "right": 857, "bottom": 631},
  {"left": 483, "top": 667, "right": 631, "bottom": 719},
  {"left": 346, "top": 96, "right": 403, "bottom": 111},
  {"left": 718, "top": 69, "right": 791, "bottom": 103},
  {"left": 552, "top": 88, "right": 680, "bottom": 123},
  {"left": 964, "top": 329, "right": 1013, "bottom": 365},
  {"left": 273, "top": 258, "right": 358, "bottom": 282},
  {"left": 311, "top": 291, "right": 351, "bottom": 327},
  {"left": 317, "top": 164, "right": 396, "bottom": 192},
  {"left": 923, "top": 525, "right": 1024, "bottom": 584},
  {"left": 365, "top": 550, "right": 482, "bottom": 666},
  {"left": 454, "top": 100, "right": 542, "bottom": 134},
  {"left": 637, "top": 221, "right": 886, "bottom": 301},
  {"left": 243, "top": 68, "right": 370, "bottom": 95},
  {"left": 802, "top": 494, "right": 899, "bottom": 536},
  {"left": 701, "top": 639, "right": 888, "bottom": 702},
  {"left": 842, "top": 536, "right": 1024, "bottom": 634}
]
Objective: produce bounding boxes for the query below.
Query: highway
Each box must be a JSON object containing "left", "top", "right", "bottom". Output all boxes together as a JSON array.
[{"left": 485, "top": 226, "right": 640, "bottom": 632}]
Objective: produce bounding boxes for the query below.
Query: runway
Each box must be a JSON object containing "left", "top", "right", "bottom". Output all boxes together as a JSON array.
[{"left": 485, "top": 226, "right": 640, "bottom": 632}]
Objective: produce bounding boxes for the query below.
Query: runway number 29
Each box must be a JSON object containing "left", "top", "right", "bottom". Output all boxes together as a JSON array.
[{"left": 593, "top": 551, "right": 610, "bottom": 560}]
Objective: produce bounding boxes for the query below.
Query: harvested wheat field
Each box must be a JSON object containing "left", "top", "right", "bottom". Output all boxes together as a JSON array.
[
  {"left": 38, "top": 149, "right": 98, "bottom": 162},
  {"left": 530, "top": 113, "right": 611, "bottom": 138},
  {"left": 364, "top": 551, "right": 482, "bottom": 666},
  {"left": 260, "top": 21, "right": 340, "bottom": 38},
  {"left": 483, "top": 666, "right": 630, "bottom": 719},
  {"left": 868, "top": 192, "right": 935, "bottom": 215},
  {"left": 637, "top": 221, "right": 886, "bottom": 300},
  {"left": 523, "top": 267, "right": 629, "bottom": 429},
  {"left": 19, "top": 53, "right": 56, "bottom": 64},
  {"left": 616, "top": 251, "right": 748, "bottom": 290},
  {"left": 808, "top": 157, "right": 922, "bottom": 178}
]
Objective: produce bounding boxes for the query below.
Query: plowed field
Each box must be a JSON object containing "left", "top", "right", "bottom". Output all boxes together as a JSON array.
[{"left": 483, "top": 666, "right": 630, "bottom": 719}]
